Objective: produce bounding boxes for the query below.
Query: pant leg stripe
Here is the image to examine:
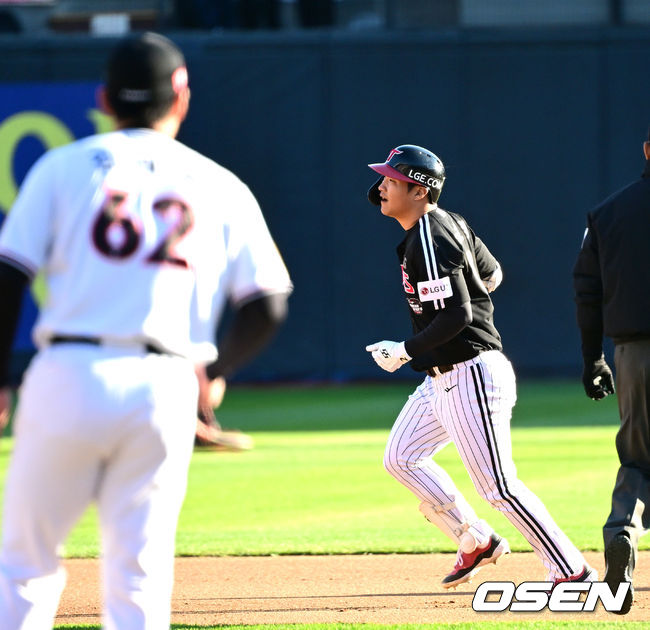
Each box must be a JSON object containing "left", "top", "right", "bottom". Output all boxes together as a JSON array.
[
  {"left": 448, "top": 379, "right": 493, "bottom": 492},
  {"left": 471, "top": 365, "right": 573, "bottom": 577},
  {"left": 453, "top": 369, "right": 546, "bottom": 560}
]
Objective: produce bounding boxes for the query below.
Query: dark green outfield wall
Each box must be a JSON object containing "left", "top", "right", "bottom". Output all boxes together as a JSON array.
[{"left": 1, "top": 28, "right": 648, "bottom": 380}]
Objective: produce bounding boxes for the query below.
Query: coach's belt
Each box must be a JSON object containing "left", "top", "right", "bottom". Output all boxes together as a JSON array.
[
  {"left": 426, "top": 364, "right": 454, "bottom": 378},
  {"left": 49, "top": 334, "right": 165, "bottom": 355}
]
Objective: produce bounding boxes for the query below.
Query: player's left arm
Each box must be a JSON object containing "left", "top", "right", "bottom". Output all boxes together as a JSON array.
[
  {"left": 471, "top": 233, "right": 502, "bottom": 293},
  {"left": 447, "top": 212, "right": 502, "bottom": 292}
]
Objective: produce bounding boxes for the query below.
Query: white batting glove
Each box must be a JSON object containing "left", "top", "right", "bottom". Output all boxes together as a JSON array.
[
  {"left": 365, "top": 340, "right": 411, "bottom": 372},
  {"left": 482, "top": 264, "right": 503, "bottom": 293}
]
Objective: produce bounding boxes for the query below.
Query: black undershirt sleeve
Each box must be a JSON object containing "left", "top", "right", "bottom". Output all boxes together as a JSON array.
[
  {"left": 205, "top": 292, "right": 289, "bottom": 380},
  {"left": 404, "top": 302, "right": 472, "bottom": 358},
  {"left": 573, "top": 217, "right": 604, "bottom": 362},
  {"left": 0, "top": 261, "right": 29, "bottom": 388},
  {"left": 575, "top": 317, "right": 604, "bottom": 362}
]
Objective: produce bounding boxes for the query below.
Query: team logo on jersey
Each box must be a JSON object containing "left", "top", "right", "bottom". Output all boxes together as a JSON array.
[
  {"left": 407, "top": 297, "right": 423, "bottom": 314},
  {"left": 418, "top": 277, "right": 452, "bottom": 301},
  {"left": 92, "top": 150, "right": 114, "bottom": 171},
  {"left": 401, "top": 264, "right": 415, "bottom": 294}
]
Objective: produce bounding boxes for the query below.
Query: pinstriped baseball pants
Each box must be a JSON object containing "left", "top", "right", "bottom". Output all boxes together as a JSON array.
[{"left": 384, "top": 350, "right": 586, "bottom": 580}]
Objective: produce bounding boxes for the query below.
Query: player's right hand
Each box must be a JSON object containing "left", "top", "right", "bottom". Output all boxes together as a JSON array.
[
  {"left": 582, "top": 357, "right": 615, "bottom": 400},
  {"left": 365, "top": 340, "right": 411, "bottom": 372},
  {"left": 195, "top": 366, "right": 227, "bottom": 411},
  {"left": 0, "top": 387, "right": 12, "bottom": 432}
]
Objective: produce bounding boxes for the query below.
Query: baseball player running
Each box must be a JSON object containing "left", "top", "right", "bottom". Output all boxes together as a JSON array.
[
  {"left": 365, "top": 144, "right": 594, "bottom": 588},
  {"left": 0, "top": 33, "right": 291, "bottom": 629}
]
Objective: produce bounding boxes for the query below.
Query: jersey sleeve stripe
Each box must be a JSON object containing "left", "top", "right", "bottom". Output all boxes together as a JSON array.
[
  {"left": 0, "top": 250, "right": 37, "bottom": 279},
  {"left": 418, "top": 217, "right": 434, "bottom": 281},
  {"left": 424, "top": 216, "right": 440, "bottom": 281},
  {"left": 419, "top": 215, "right": 444, "bottom": 310}
]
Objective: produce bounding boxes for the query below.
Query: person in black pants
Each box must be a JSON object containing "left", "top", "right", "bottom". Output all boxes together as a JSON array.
[{"left": 573, "top": 128, "right": 650, "bottom": 615}]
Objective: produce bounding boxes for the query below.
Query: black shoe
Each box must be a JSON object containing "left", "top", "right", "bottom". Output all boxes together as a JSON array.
[{"left": 604, "top": 534, "right": 634, "bottom": 615}]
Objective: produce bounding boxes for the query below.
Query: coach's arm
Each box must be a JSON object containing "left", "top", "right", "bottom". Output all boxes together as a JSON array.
[{"left": 0, "top": 260, "right": 29, "bottom": 427}]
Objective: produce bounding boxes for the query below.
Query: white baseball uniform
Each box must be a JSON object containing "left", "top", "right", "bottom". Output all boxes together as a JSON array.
[{"left": 0, "top": 128, "right": 291, "bottom": 629}]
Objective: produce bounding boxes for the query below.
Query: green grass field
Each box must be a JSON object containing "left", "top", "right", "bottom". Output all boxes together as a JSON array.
[
  {"left": 1, "top": 379, "right": 621, "bottom": 558},
  {"left": 0, "top": 379, "right": 634, "bottom": 628}
]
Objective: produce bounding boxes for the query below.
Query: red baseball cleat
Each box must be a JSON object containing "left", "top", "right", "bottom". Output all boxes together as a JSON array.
[
  {"left": 553, "top": 564, "right": 598, "bottom": 586},
  {"left": 442, "top": 533, "right": 510, "bottom": 589}
]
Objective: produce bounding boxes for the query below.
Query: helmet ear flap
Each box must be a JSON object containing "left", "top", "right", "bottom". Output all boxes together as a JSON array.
[
  {"left": 429, "top": 182, "right": 443, "bottom": 204},
  {"left": 367, "top": 176, "right": 382, "bottom": 206}
]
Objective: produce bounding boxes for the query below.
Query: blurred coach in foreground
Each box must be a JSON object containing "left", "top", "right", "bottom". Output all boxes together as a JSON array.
[{"left": 0, "top": 32, "right": 291, "bottom": 629}]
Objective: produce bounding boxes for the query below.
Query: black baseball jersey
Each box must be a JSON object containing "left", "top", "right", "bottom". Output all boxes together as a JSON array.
[
  {"left": 574, "top": 160, "right": 650, "bottom": 345},
  {"left": 396, "top": 207, "right": 502, "bottom": 370}
]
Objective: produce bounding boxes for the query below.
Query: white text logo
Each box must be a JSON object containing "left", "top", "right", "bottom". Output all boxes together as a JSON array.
[{"left": 472, "top": 581, "right": 631, "bottom": 613}]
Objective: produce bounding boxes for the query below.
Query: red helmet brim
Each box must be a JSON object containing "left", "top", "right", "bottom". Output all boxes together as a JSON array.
[{"left": 368, "top": 162, "right": 418, "bottom": 185}]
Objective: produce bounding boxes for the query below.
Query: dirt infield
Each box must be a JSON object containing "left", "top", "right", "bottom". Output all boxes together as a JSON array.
[{"left": 55, "top": 551, "right": 649, "bottom": 625}]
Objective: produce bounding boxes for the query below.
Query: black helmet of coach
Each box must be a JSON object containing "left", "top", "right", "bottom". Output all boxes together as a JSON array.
[{"left": 367, "top": 144, "right": 446, "bottom": 206}]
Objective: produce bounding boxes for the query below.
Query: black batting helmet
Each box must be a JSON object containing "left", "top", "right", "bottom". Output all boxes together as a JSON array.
[{"left": 367, "top": 144, "right": 445, "bottom": 206}]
